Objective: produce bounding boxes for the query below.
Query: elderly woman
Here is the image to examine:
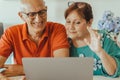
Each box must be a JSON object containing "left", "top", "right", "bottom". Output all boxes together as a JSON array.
[{"left": 64, "top": 1, "right": 120, "bottom": 77}]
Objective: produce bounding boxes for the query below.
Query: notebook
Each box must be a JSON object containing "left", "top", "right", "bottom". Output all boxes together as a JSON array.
[{"left": 22, "top": 57, "right": 93, "bottom": 80}]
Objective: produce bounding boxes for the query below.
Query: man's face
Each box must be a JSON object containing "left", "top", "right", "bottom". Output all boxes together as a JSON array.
[{"left": 20, "top": 0, "right": 47, "bottom": 32}]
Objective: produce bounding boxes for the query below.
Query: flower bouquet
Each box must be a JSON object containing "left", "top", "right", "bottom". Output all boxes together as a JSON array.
[{"left": 98, "top": 10, "right": 120, "bottom": 41}]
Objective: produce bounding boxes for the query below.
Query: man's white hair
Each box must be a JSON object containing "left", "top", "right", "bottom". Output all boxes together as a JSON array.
[{"left": 18, "top": 0, "right": 45, "bottom": 12}]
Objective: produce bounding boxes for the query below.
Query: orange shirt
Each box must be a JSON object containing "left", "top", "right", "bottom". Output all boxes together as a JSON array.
[{"left": 0, "top": 22, "right": 69, "bottom": 64}]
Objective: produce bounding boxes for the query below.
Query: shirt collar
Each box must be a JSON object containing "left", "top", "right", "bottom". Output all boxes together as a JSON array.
[
  {"left": 22, "top": 23, "right": 49, "bottom": 41},
  {"left": 22, "top": 23, "right": 28, "bottom": 41}
]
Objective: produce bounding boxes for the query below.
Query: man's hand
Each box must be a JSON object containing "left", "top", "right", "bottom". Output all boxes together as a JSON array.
[
  {"left": 0, "top": 56, "right": 7, "bottom": 67},
  {"left": 1, "top": 64, "right": 25, "bottom": 77}
]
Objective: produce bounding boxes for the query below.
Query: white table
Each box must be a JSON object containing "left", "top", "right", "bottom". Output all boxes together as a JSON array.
[
  {"left": 9, "top": 76, "right": 120, "bottom": 80},
  {"left": 94, "top": 76, "right": 120, "bottom": 80}
]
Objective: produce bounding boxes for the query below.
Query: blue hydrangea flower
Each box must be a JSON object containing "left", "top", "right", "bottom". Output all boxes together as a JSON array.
[
  {"left": 103, "top": 10, "right": 114, "bottom": 20},
  {"left": 114, "top": 17, "right": 120, "bottom": 33},
  {"left": 98, "top": 20, "right": 105, "bottom": 30},
  {"left": 114, "top": 17, "right": 120, "bottom": 25},
  {"left": 103, "top": 20, "right": 115, "bottom": 32},
  {"left": 98, "top": 10, "right": 120, "bottom": 40}
]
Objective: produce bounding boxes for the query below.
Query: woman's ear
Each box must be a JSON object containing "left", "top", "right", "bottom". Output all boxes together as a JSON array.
[
  {"left": 18, "top": 12, "right": 26, "bottom": 22},
  {"left": 90, "top": 19, "right": 93, "bottom": 24},
  {"left": 88, "top": 19, "right": 93, "bottom": 27}
]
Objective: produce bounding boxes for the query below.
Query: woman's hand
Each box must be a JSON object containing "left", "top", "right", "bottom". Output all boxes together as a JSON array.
[
  {"left": 84, "top": 27, "right": 117, "bottom": 75},
  {"left": 84, "top": 27, "right": 103, "bottom": 56}
]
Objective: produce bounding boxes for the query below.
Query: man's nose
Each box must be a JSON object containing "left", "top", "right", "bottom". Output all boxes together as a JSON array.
[{"left": 34, "top": 14, "right": 43, "bottom": 21}]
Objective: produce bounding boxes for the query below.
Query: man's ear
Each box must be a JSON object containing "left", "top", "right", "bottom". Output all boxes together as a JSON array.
[
  {"left": 45, "top": 6, "right": 47, "bottom": 10},
  {"left": 18, "top": 12, "right": 26, "bottom": 22}
]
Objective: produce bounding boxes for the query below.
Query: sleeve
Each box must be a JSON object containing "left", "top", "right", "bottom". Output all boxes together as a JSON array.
[
  {"left": 0, "top": 28, "right": 13, "bottom": 58},
  {"left": 51, "top": 23, "right": 70, "bottom": 51},
  {"left": 101, "top": 34, "right": 120, "bottom": 78}
]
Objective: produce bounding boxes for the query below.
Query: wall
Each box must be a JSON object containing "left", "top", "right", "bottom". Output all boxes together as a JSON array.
[
  {"left": 0, "top": 0, "right": 120, "bottom": 29},
  {"left": 0, "top": 0, "right": 22, "bottom": 29},
  {"left": 0, "top": 0, "right": 120, "bottom": 63}
]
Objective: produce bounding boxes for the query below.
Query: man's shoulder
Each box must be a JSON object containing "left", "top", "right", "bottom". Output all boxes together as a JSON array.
[
  {"left": 7, "top": 23, "right": 25, "bottom": 30},
  {"left": 4, "top": 23, "right": 26, "bottom": 35}
]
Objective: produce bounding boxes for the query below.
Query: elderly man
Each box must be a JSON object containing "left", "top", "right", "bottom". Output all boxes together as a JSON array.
[{"left": 0, "top": 0, "right": 69, "bottom": 79}]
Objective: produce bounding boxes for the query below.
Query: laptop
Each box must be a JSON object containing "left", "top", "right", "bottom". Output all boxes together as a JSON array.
[{"left": 22, "top": 57, "right": 93, "bottom": 80}]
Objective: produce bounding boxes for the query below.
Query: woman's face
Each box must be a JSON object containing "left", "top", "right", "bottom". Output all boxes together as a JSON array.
[{"left": 65, "top": 10, "right": 90, "bottom": 40}]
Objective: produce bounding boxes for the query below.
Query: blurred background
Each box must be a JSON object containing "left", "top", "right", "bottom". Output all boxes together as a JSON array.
[
  {"left": 0, "top": 0, "right": 120, "bottom": 63},
  {"left": 0, "top": 0, "right": 120, "bottom": 29}
]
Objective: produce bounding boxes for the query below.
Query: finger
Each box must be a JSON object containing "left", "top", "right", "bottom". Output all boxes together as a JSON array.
[
  {"left": 87, "top": 27, "right": 95, "bottom": 37},
  {"left": 1, "top": 71, "right": 12, "bottom": 77},
  {"left": 0, "top": 73, "right": 4, "bottom": 76},
  {"left": 3, "top": 65, "right": 9, "bottom": 68},
  {"left": 0, "top": 73, "right": 9, "bottom": 80},
  {"left": 87, "top": 27, "right": 99, "bottom": 38},
  {"left": 0, "top": 68, "right": 6, "bottom": 73},
  {"left": 1, "top": 68, "right": 10, "bottom": 75},
  {"left": 92, "top": 30, "right": 98, "bottom": 37},
  {"left": 96, "top": 32, "right": 101, "bottom": 40}
]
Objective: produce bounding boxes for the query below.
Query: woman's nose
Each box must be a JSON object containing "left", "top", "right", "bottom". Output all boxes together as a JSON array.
[{"left": 69, "top": 23, "right": 75, "bottom": 30}]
